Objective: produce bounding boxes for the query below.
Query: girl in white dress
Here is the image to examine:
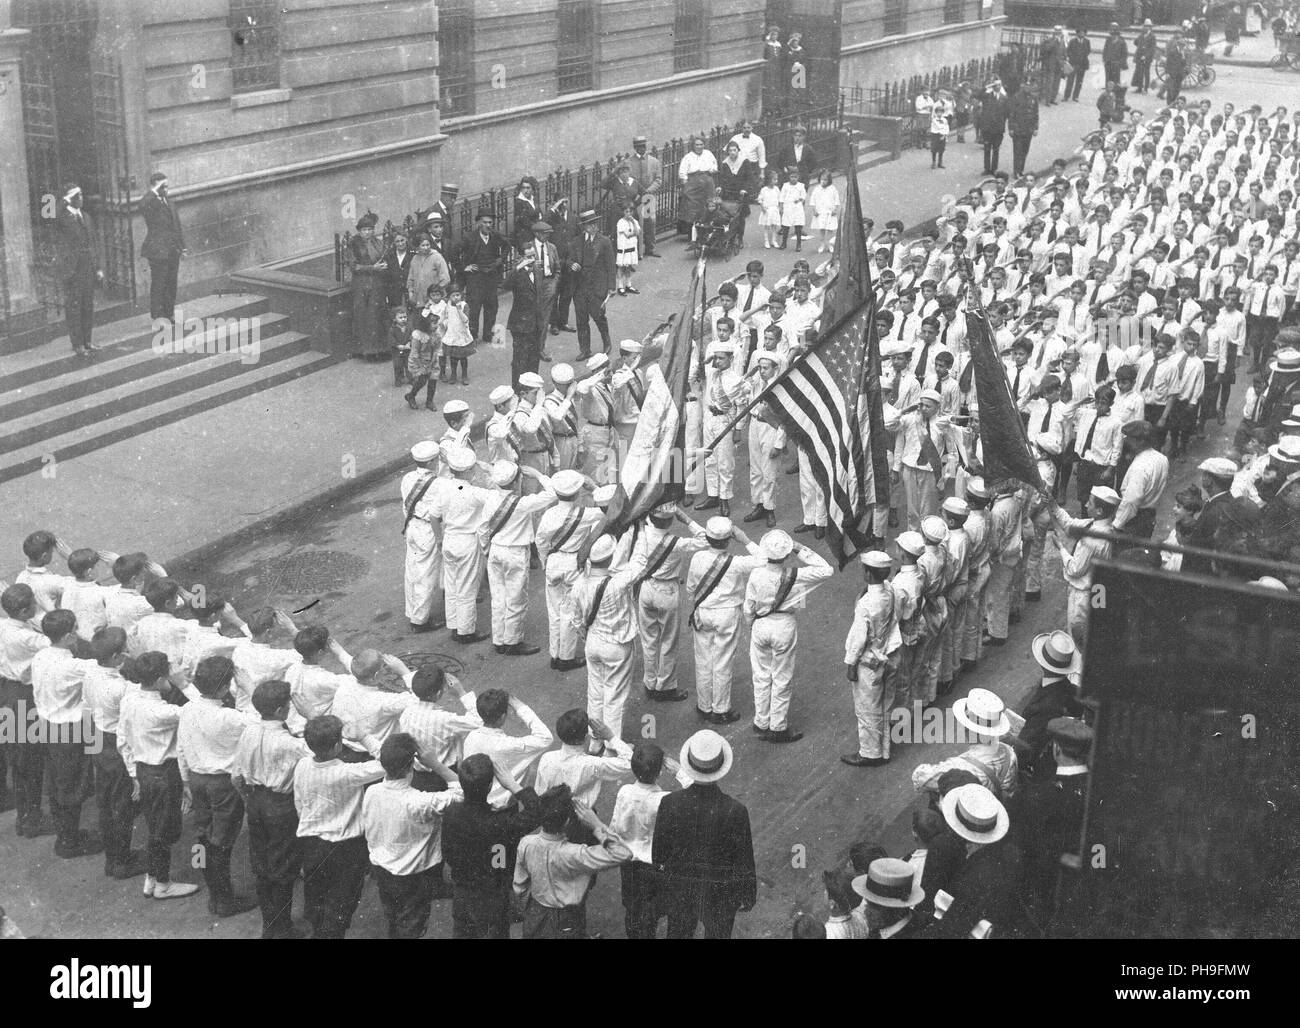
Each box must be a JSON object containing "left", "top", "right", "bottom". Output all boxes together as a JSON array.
[
  {"left": 808, "top": 170, "right": 840, "bottom": 253},
  {"left": 615, "top": 203, "right": 642, "bottom": 294},
  {"left": 757, "top": 169, "right": 782, "bottom": 248},
  {"left": 778, "top": 165, "right": 807, "bottom": 251},
  {"left": 439, "top": 285, "right": 475, "bottom": 385}
]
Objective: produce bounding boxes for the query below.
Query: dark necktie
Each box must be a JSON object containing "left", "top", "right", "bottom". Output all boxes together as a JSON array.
[
  {"left": 1039, "top": 404, "right": 1052, "bottom": 434},
  {"left": 1080, "top": 414, "right": 1098, "bottom": 459},
  {"left": 1060, "top": 375, "right": 1073, "bottom": 402},
  {"left": 896, "top": 319, "right": 905, "bottom": 340},
  {"left": 1048, "top": 221, "right": 1058, "bottom": 243},
  {"left": 744, "top": 287, "right": 755, "bottom": 311},
  {"left": 1013, "top": 366, "right": 1023, "bottom": 401},
  {"left": 1142, "top": 357, "right": 1161, "bottom": 391},
  {"left": 916, "top": 338, "right": 933, "bottom": 378}
]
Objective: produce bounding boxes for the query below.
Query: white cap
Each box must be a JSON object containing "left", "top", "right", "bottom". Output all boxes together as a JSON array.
[
  {"left": 651, "top": 502, "right": 677, "bottom": 519},
  {"left": 1090, "top": 485, "right": 1121, "bottom": 506},
  {"left": 880, "top": 341, "right": 911, "bottom": 358},
  {"left": 966, "top": 476, "right": 990, "bottom": 500},
  {"left": 761, "top": 529, "right": 794, "bottom": 560},
  {"left": 860, "top": 550, "right": 892, "bottom": 570},
  {"left": 518, "top": 372, "right": 545, "bottom": 390},
  {"left": 705, "top": 516, "right": 734, "bottom": 541},
  {"left": 587, "top": 353, "right": 610, "bottom": 372},
  {"left": 881, "top": 401, "right": 901, "bottom": 433},
  {"left": 447, "top": 447, "right": 477, "bottom": 473},
  {"left": 489, "top": 385, "right": 515, "bottom": 406},
  {"left": 707, "top": 340, "right": 734, "bottom": 359},
  {"left": 589, "top": 535, "right": 616, "bottom": 563},
  {"left": 1253, "top": 576, "right": 1288, "bottom": 590},
  {"left": 619, "top": 338, "right": 643, "bottom": 354},
  {"left": 919, "top": 389, "right": 942, "bottom": 406},
  {"left": 551, "top": 363, "right": 574, "bottom": 385},
  {"left": 593, "top": 484, "right": 617, "bottom": 506},
  {"left": 755, "top": 352, "right": 779, "bottom": 366},
  {"left": 552, "top": 469, "right": 584, "bottom": 498},
  {"left": 941, "top": 497, "right": 970, "bottom": 519},
  {"left": 442, "top": 399, "right": 469, "bottom": 416},
  {"left": 490, "top": 460, "right": 520, "bottom": 487},
  {"left": 897, "top": 531, "right": 926, "bottom": 556},
  {"left": 411, "top": 440, "right": 439, "bottom": 462},
  {"left": 921, "top": 516, "right": 949, "bottom": 544},
  {"left": 1197, "top": 457, "right": 1239, "bottom": 478}
]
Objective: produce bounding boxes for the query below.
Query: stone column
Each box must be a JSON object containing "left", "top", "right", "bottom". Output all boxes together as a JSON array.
[{"left": 0, "top": 0, "right": 37, "bottom": 317}]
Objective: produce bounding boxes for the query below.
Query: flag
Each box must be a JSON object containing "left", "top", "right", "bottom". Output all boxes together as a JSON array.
[
  {"left": 763, "top": 300, "right": 875, "bottom": 568},
  {"left": 600, "top": 259, "right": 704, "bottom": 538},
  {"left": 965, "top": 302, "right": 1044, "bottom": 492},
  {"left": 817, "top": 135, "right": 890, "bottom": 506}
]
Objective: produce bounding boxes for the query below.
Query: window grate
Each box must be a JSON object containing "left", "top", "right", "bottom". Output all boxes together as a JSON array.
[
  {"left": 944, "top": 0, "right": 964, "bottom": 25},
  {"left": 437, "top": 0, "right": 475, "bottom": 117},
  {"left": 883, "top": 0, "right": 907, "bottom": 37},
  {"left": 229, "top": 0, "right": 282, "bottom": 94},
  {"left": 557, "top": 0, "right": 595, "bottom": 95},
  {"left": 673, "top": 0, "right": 706, "bottom": 73}
]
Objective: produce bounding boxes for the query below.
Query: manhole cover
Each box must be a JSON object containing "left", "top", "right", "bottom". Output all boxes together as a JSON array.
[
  {"left": 255, "top": 550, "right": 370, "bottom": 593},
  {"left": 397, "top": 652, "right": 465, "bottom": 677}
]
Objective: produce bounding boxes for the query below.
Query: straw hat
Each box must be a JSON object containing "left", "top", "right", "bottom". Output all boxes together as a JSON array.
[
  {"left": 941, "top": 784, "right": 1009, "bottom": 844},
  {"left": 679, "top": 729, "right": 733, "bottom": 783},
  {"left": 1031, "top": 630, "right": 1082, "bottom": 677},
  {"left": 852, "top": 858, "right": 925, "bottom": 909},
  {"left": 952, "top": 688, "right": 1012, "bottom": 738}
]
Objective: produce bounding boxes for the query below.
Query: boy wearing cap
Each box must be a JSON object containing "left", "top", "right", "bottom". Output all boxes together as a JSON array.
[
  {"left": 1042, "top": 484, "right": 1118, "bottom": 649},
  {"left": 479, "top": 461, "right": 558, "bottom": 656},
  {"left": 745, "top": 355, "right": 786, "bottom": 527},
  {"left": 959, "top": 480, "right": 992, "bottom": 668},
  {"left": 566, "top": 534, "right": 649, "bottom": 740},
  {"left": 536, "top": 469, "right": 602, "bottom": 671},
  {"left": 543, "top": 364, "right": 581, "bottom": 471},
  {"left": 437, "top": 400, "right": 474, "bottom": 475},
  {"left": 513, "top": 372, "right": 555, "bottom": 490},
  {"left": 574, "top": 353, "right": 618, "bottom": 484},
  {"left": 486, "top": 384, "right": 521, "bottom": 464},
  {"left": 402, "top": 441, "right": 445, "bottom": 633},
  {"left": 684, "top": 516, "right": 764, "bottom": 723},
  {"left": 841, "top": 551, "right": 902, "bottom": 767},
  {"left": 634, "top": 505, "right": 709, "bottom": 702},
  {"left": 697, "top": 344, "right": 745, "bottom": 518},
  {"left": 983, "top": 484, "right": 1022, "bottom": 647},
  {"left": 431, "top": 448, "right": 497, "bottom": 644},
  {"left": 744, "top": 530, "right": 832, "bottom": 743},
  {"left": 937, "top": 498, "right": 971, "bottom": 692},
  {"left": 892, "top": 391, "right": 950, "bottom": 532},
  {"left": 612, "top": 339, "right": 647, "bottom": 449},
  {"left": 915, "top": 517, "right": 951, "bottom": 705}
]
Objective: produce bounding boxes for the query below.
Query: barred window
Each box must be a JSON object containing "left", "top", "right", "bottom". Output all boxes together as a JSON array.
[
  {"left": 944, "top": 0, "right": 964, "bottom": 24},
  {"left": 673, "top": 0, "right": 707, "bottom": 73},
  {"left": 438, "top": 0, "right": 474, "bottom": 117},
  {"left": 228, "top": 0, "right": 281, "bottom": 93},
  {"left": 883, "top": 0, "right": 907, "bottom": 37},
  {"left": 557, "top": 0, "right": 596, "bottom": 94}
]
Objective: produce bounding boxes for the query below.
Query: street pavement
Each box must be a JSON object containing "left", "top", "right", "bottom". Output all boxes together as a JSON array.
[{"left": 0, "top": 38, "right": 1277, "bottom": 938}]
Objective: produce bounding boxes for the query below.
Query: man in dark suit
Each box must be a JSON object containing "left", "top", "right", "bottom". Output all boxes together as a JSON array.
[
  {"left": 140, "top": 172, "right": 185, "bottom": 324},
  {"left": 905, "top": 807, "right": 966, "bottom": 917},
  {"left": 424, "top": 183, "right": 458, "bottom": 244},
  {"left": 937, "top": 783, "right": 1023, "bottom": 938},
  {"left": 1181, "top": 459, "right": 1259, "bottom": 574},
  {"left": 570, "top": 209, "right": 615, "bottom": 361},
  {"left": 383, "top": 229, "right": 415, "bottom": 311},
  {"left": 1020, "top": 717, "right": 1091, "bottom": 910},
  {"left": 56, "top": 184, "right": 102, "bottom": 356},
  {"left": 458, "top": 209, "right": 510, "bottom": 344},
  {"left": 977, "top": 81, "right": 1010, "bottom": 175},
  {"left": 507, "top": 220, "right": 561, "bottom": 380},
  {"left": 1008, "top": 83, "right": 1039, "bottom": 178},
  {"left": 652, "top": 730, "right": 756, "bottom": 939},
  {"left": 1101, "top": 23, "right": 1129, "bottom": 87},
  {"left": 772, "top": 124, "right": 818, "bottom": 185},
  {"left": 547, "top": 198, "right": 579, "bottom": 335},
  {"left": 1064, "top": 28, "right": 1091, "bottom": 102},
  {"left": 1017, "top": 631, "right": 1086, "bottom": 775}
]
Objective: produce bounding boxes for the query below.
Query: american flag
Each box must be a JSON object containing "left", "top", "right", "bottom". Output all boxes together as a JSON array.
[{"left": 764, "top": 300, "right": 875, "bottom": 568}]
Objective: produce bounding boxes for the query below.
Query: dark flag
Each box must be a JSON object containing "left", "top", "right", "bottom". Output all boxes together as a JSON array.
[
  {"left": 762, "top": 300, "right": 875, "bottom": 567},
  {"left": 965, "top": 299, "right": 1044, "bottom": 491}
]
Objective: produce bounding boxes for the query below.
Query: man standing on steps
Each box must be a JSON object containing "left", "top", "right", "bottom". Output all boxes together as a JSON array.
[
  {"left": 1008, "top": 82, "right": 1040, "bottom": 179},
  {"left": 140, "top": 171, "right": 185, "bottom": 328},
  {"left": 56, "top": 184, "right": 103, "bottom": 357}
]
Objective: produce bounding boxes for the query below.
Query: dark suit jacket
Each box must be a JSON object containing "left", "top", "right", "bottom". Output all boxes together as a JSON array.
[
  {"left": 442, "top": 788, "right": 542, "bottom": 891},
  {"left": 1020, "top": 771, "right": 1087, "bottom": 900},
  {"left": 383, "top": 247, "right": 414, "bottom": 307},
  {"left": 571, "top": 230, "right": 616, "bottom": 301},
  {"left": 1066, "top": 37, "right": 1092, "bottom": 69},
  {"left": 1017, "top": 677, "right": 1085, "bottom": 774},
  {"left": 773, "top": 142, "right": 819, "bottom": 184},
  {"left": 1181, "top": 492, "right": 1259, "bottom": 574},
  {"left": 652, "top": 783, "right": 757, "bottom": 917},
  {"left": 458, "top": 230, "right": 510, "bottom": 281},
  {"left": 1102, "top": 36, "right": 1129, "bottom": 68},
  {"left": 1008, "top": 92, "right": 1039, "bottom": 136},
  {"left": 140, "top": 191, "right": 184, "bottom": 261},
  {"left": 1135, "top": 31, "right": 1158, "bottom": 62},
  {"left": 908, "top": 828, "right": 966, "bottom": 914},
  {"left": 513, "top": 196, "right": 541, "bottom": 248},
  {"left": 55, "top": 205, "right": 96, "bottom": 279},
  {"left": 938, "top": 836, "right": 1024, "bottom": 938},
  {"left": 977, "top": 91, "right": 1009, "bottom": 135}
]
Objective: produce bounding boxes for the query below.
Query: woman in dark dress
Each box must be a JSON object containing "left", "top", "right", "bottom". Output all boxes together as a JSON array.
[
  {"left": 513, "top": 177, "right": 541, "bottom": 251},
  {"left": 348, "top": 212, "right": 389, "bottom": 358},
  {"left": 716, "top": 142, "right": 758, "bottom": 250}
]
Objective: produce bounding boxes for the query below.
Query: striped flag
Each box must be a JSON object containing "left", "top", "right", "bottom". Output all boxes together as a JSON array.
[
  {"left": 763, "top": 299, "right": 875, "bottom": 568},
  {"left": 599, "top": 259, "right": 704, "bottom": 537}
]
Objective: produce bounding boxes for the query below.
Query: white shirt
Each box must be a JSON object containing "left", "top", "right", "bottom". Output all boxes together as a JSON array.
[
  {"left": 285, "top": 662, "right": 350, "bottom": 733},
  {"left": 178, "top": 624, "right": 240, "bottom": 683},
  {"left": 609, "top": 774, "right": 691, "bottom": 863},
  {"left": 230, "top": 639, "right": 301, "bottom": 712},
  {"left": 535, "top": 738, "right": 633, "bottom": 810},
  {"left": 478, "top": 481, "right": 558, "bottom": 550},
  {"left": 126, "top": 611, "right": 194, "bottom": 664},
  {"left": 726, "top": 131, "right": 766, "bottom": 170},
  {"left": 293, "top": 756, "right": 384, "bottom": 841},
  {"left": 15, "top": 566, "right": 71, "bottom": 615},
  {"left": 462, "top": 700, "right": 554, "bottom": 808},
  {"left": 399, "top": 690, "right": 482, "bottom": 770},
  {"left": 83, "top": 664, "right": 132, "bottom": 735},
  {"left": 743, "top": 547, "right": 833, "bottom": 617},
  {"left": 678, "top": 149, "right": 719, "bottom": 181},
  {"left": 104, "top": 588, "right": 153, "bottom": 631},
  {"left": 514, "top": 831, "right": 629, "bottom": 908},
  {"left": 232, "top": 720, "right": 311, "bottom": 793},
  {"left": 330, "top": 678, "right": 417, "bottom": 755},
  {"left": 117, "top": 689, "right": 182, "bottom": 776},
  {"left": 61, "top": 580, "right": 110, "bottom": 637},
  {"left": 177, "top": 695, "right": 256, "bottom": 777},
  {"left": 1115, "top": 448, "right": 1170, "bottom": 528},
  {"left": 361, "top": 777, "right": 463, "bottom": 875},
  {"left": 31, "top": 645, "right": 95, "bottom": 724},
  {"left": 0, "top": 617, "right": 50, "bottom": 684},
  {"left": 1073, "top": 409, "right": 1122, "bottom": 467}
]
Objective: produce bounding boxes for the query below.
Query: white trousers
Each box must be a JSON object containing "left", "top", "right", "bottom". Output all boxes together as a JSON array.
[
  {"left": 693, "top": 606, "right": 740, "bottom": 714},
  {"left": 852, "top": 653, "right": 900, "bottom": 759},
  {"left": 940, "top": 587, "right": 968, "bottom": 683},
  {"left": 1026, "top": 506, "right": 1053, "bottom": 593},
  {"left": 916, "top": 608, "right": 946, "bottom": 704},
  {"left": 901, "top": 465, "right": 940, "bottom": 532},
  {"left": 704, "top": 414, "right": 735, "bottom": 498},
  {"left": 637, "top": 578, "right": 680, "bottom": 692},
  {"left": 748, "top": 421, "right": 779, "bottom": 509},
  {"left": 585, "top": 633, "right": 635, "bottom": 741},
  {"left": 487, "top": 543, "right": 529, "bottom": 645},
  {"left": 553, "top": 435, "right": 580, "bottom": 472},
  {"left": 895, "top": 641, "right": 920, "bottom": 710},
  {"left": 404, "top": 521, "right": 442, "bottom": 624},
  {"left": 962, "top": 562, "right": 991, "bottom": 662},
  {"left": 581, "top": 424, "right": 617, "bottom": 485},
  {"left": 545, "top": 556, "right": 582, "bottom": 659},
  {"left": 750, "top": 613, "right": 797, "bottom": 731},
  {"left": 442, "top": 533, "right": 483, "bottom": 634},
  {"left": 985, "top": 561, "right": 1016, "bottom": 640},
  {"left": 798, "top": 450, "right": 826, "bottom": 525},
  {"left": 1066, "top": 583, "right": 1091, "bottom": 652},
  {"left": 685, "top": 398, "right": 704, "bottom": 495}
]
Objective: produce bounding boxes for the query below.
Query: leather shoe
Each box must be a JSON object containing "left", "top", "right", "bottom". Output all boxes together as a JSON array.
[
  {"left": 984, "top": 635, "right": 1007, "bottom": 647},
  {"left": 558, "top": 324, "right": 576, "bottom": 333},
  {"left": 496, "top": 642, "right": 541, "bottom": 656},
  {"left": 107, "top": 850, "right": 149, "bottom": 880},
  {"left": 751, "top": 723, "right": 768, "bottom": 735},
  {"left": 762, "top": 728, "right": 804, "bottom": 744},
  {"left": 452, "top": 631, "right": 490, "bottom": 645},
  {"left": 54, "top": 830, "right": 103, "bottom": 859},
  {"left": 549, "top": 325, "right": 560, "bottom": 335},
  {"left": 554, "top": 657, "right": 585, "bottom": 672},
  {"left": 695, "top": 496, "right": 720, "bottom": 511},
  {"left": 711, "top": 709, "right": 741, "bottom": 724},
  {"left": 645, "top": 688, "right": 689, "bottom": 702},
  {"left": 840, "top": 753, "right": 888, "bottom": 767},
  {"left": 719, "top": 499, "right": 730, "bottom": 517},
  {"left": 792, "top": 523, "right": 813, "bottom": 534},
  {"left": 1024, "top": 590, "right": 1041, "bottom": 602},
  {"left": 409, "top": 620, "right": 434, "bottom": 633},
  {"left": 742, "top": 506, "right": 766, "bottom": 523},
  {"left": 765, "top": 510, "right": 776, "bottom": 527},
  {"left": 17, "top": 814, "right": 55, "bottom": 838},
  {"left": 697, "top": 707, "right": 716, "bottom": 721},
  {"left": 961, "top": 659, "right": 978, "bottom": 671}
]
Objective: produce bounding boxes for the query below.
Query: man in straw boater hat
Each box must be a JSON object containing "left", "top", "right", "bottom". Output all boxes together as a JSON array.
[
  {"left": 743, "top": 528, "right": 833, "bottom": 744},
  {"left": 912, "top": 687, "right": 1020, "bottom": 801},
  {"left": 684, "top": 515, "right": 764, "bottom": 725},
  {"left": 652, "top": 729, "right": 756, "bottom": 939},
  {"left": 935, "top": 782, "right": 1021, "bottom": 938},
  {"left": 1017, "top": 630, "right": 1086, "bottom": 776},
  {"left": 401, "top": 440, "right": 445, "bottom": 634},
  {"left": 1021, "top": 715, "right": 1094, "bottom": 907},
  {"left": 851, "top": 857, "right": 929, "bottom": 939},
  {"left": 840, "top": 550, "right": 902, "bottom": 768}
]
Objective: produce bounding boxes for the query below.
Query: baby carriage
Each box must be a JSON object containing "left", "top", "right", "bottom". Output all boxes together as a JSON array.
[{"left": 690, "top": 192, "right": 750, "bottom": 260}]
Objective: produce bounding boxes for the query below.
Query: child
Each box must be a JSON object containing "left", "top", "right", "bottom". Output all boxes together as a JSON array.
[
  {"left": 757, "top": 169, "right": 781, "bottom": 249},
  {"left": 62, "top": 548, "right": 111, "bottom": 639},
  {"left": 388, "top": 306, "right": 412, "bottom": 388},
  {"left": 615, "top": 202, "right": 641, "bottom": 295},
  {"left": 778, "top": 165, "right": 806, "bottom": 252},
  {"left": 440, "top": 285, "right": 476, "bottom": 386},
  {"left": 1097, "top": 85, "right": 1116, "bottom": 132},
  {"left": 928, "top": 92, "right": 952, "bottom": 170},
  {"left": 117, "top": 651, "right": 201, "bottom": 901},
  {"left": 1160, "top": 487, "right": 1204, "bottom": 572},
  {"left": 15, "top": 529, "right": 73, "bottom": 615},
  {"left": 823, "top": 867, "right": 869, "bottom": 939},
  {"left": 610, "top": 741, "right": 686, "bottom": 939},
  {"left": 808, "top": 170, "right": 840, "bottom": 253},
  {"left": 406, "top": 301, "right": 442, "bottom": 411}
]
